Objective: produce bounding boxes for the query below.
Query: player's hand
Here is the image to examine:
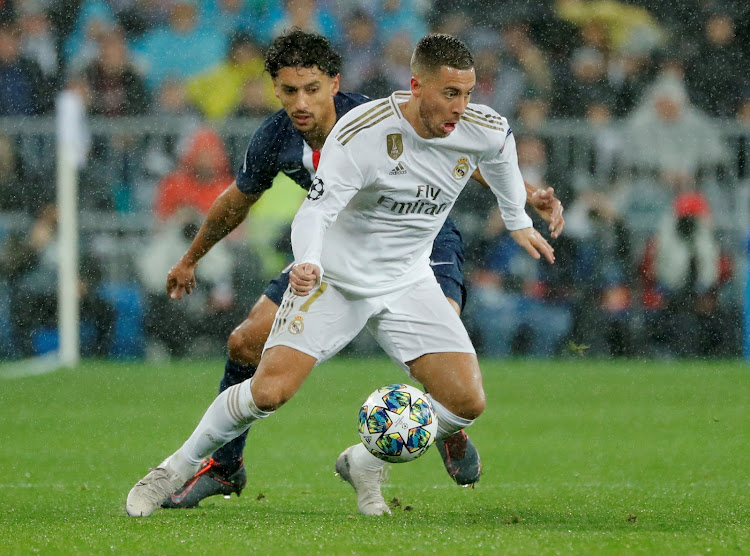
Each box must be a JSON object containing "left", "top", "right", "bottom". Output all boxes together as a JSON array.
[
  {"left": 166, "top": 259, "right": 198, "bottom": 299},
  {"left": 510, "top": 227, "right": 555, "bottom": 264},
  {"left": 290, "top": 263, "right": 321, "bottom": 296},
  {"left": 529, "top": 187, "right": 565, "bottom": 238}
]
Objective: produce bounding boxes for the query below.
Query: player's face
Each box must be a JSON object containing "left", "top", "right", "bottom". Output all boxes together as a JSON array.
[
  {"left": 273, "top": 66, "right": 340, "bottom": 134},
  {"left": 411, "top": 66, "right": 475, "bottom": 139}
]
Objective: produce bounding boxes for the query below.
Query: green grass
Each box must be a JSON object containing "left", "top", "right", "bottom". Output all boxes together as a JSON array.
[{"left": 1, "top": 358, "right": 748, "bottom": 555}]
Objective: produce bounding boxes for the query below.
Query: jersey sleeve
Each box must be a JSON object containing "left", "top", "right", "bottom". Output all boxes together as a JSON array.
[
  {"left": 290, "top": 138, "right": 366, "bottom": 275},
  {"left": 235, "top": 119, "right": 281, "bottom": 195},
  {"left": 477, "top": 128, "right": 533, "bottom": 231}
]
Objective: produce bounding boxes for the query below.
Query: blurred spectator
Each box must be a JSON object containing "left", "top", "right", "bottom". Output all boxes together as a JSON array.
[
  {"left": 84, "top": 28, "right": 149, "bottom": 116},
  {"left": 370, "top": 0, "right": 427, "bottom": 46},
  {"left": 647, "top": 192, "right": 735, "bottom": 356},
  {"left": 153, "top": 77, "right": 197, "bottom": 116},
  {"left": 0, "top": 205, "right": 115, "bottom": 358},
  {"left": 0, "top": 20, "right": 49, "bottom": 115},
  {"left": 468, "top": 35, "right": 504, "bottom": 109},
  {"left": 466, "top": 208, "right": 573, "bottom": 357},
  {"left": 608, "top": 46, "right": 655, "bottom": 117},
  {"left": 136, "top": 207, "right": 238, "bottom": 358},
  {"left": 187, "top": 32, "right": 276, "bottom": 120},
  {"left": 621, "top": 67, "right": 727, "bottom": 177},
  {"left": 492, "top": 23, "right": 551, "bottom": 117},
  {"left": 686, "top": 12, "right": 746, "bottom": 117},
  {"left": 552, "top": 46, "right": 615, "bottom": 117},
  {"left": 565, "top": 192, "right": 634, "bottom": 356},
  {"left": 358, "top": 31, "right": 411, "bottom": 99},
  {"left": 63, "top": 0, "right": 117, "bottom": 72},
  {"left": 18, "top": 1, "right": 59, "bottom": 80},
  {"left": 201, "top": 0, "right": 256, "bottom": 37},
  {"left": 515, "top": 95, "right": 550, "bottom": 131},
  {"left": 154, "top": 127, "right": 234, "bottom": 220},
  {"left": 133, "top": 0, "right": 227, "bottom": 91},
  {"left": 233, "top": 75, "right": 279, "bottom": 118},
  {"left": 264, "top": 0, "right": 341, "bottom": 46},
  {"left": 0, "top": 133, "right": 48, "bottom": 213},
  {"left": 555, "top": 0, "right": 665, "bottom": 55},
  {"left": 339, "top": 9, "right": 380, "bottom": 93}
]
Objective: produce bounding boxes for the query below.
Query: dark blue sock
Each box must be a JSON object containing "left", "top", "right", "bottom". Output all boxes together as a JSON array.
[{"left": 212, "top": 358, "right": 257, "bottom": 473}]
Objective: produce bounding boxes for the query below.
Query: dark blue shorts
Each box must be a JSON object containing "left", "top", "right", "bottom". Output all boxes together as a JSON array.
[{"left": 264, "top": 217, "right": 467, "bottom": 310}]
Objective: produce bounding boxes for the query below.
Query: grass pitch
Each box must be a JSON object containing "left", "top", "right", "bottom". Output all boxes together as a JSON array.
[{"left": 1, "top": 357, "right": 748, "bottom": 555}]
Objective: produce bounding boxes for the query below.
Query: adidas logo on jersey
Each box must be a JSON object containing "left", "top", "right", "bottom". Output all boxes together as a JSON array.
[{"left": 389, "top": 162, "right": 407, "bottom": 175}]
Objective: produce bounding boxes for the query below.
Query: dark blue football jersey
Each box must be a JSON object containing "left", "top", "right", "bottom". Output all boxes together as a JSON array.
[{"left": 236, "top": 91, "right": 370, "bottom": 195}]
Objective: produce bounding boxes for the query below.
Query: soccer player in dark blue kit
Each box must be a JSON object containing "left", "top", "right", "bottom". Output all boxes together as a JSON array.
[{"left": 162, "top": 29, "right": 564, "bottom": 508}]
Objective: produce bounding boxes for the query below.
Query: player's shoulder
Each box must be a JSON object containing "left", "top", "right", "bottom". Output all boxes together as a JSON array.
[
  {"left": 335, "top": 91, "right": 371, "bottom": 115},
  {"left": 332, "top": 95, "right": 399, "bottom": 147},
  {"left": 459, "top": 103, "right": 511, "bottom": 136}
]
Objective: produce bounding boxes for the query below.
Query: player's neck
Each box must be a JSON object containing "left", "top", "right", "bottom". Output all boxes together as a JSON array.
[{"left": 400, "top": 99, "right": 431, "bottom": 139}]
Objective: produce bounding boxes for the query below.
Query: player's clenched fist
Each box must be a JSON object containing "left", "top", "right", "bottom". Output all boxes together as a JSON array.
[{"left": 290, "top": 263, "right": 321, "bottom": 296}]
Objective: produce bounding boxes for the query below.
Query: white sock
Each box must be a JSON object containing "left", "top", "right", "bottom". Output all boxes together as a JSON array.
[
  {"left": 176, "top": 379, "right": 272, "bottom": 470},
  {"left": 350, "top": 442, "right": 387, "bottom": 471},
  {"left": 427, "top": 395, "right": 475, "bottom": 441}
]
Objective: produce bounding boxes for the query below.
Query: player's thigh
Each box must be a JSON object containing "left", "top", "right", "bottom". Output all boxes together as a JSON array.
[
  {"left": 367, "top": 278, "right": 475, "bottom": 370},
  {"left": 229, "top": 295, "right": 279, "bottom": 348},
  {"left": 228, "top": 267, "right": 291, "bottom": 361},
  {"left": 264, "top": 282, "right": 373, "bottom": 364}
]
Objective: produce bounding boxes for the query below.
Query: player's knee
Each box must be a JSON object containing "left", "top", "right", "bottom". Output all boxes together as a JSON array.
[
  {"left": 227, "top": 323, "right": 264, "bottom": 366},
  {"left": 462, "top": 390, "right": 486, "bottom": 421},
  {"left": 250, "top": 380, "right": 294, "bottom": 412}
]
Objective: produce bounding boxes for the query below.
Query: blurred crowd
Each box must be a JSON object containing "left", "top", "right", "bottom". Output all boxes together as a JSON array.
[{"left": 0, "top": 0, "right": 748, "bottom": 360}]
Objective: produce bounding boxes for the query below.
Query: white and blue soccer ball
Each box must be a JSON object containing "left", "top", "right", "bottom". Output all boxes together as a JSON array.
[{"left": 358, "top": 384, "right": 438, "bottom": 463}]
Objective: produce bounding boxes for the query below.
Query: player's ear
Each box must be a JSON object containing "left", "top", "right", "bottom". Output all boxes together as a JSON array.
[
  {"left": 330, "top": 74, "right": 340, "bottom": 96},
  {"left": 410, "top": 76, "right": 421, "bottom": 97},
  {"left": 272, "top": 78, "right": 281, "bottom": 100}
]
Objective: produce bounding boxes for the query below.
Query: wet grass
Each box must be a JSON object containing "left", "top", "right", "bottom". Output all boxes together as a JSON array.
[{"left": 1, "top": 358, "right": 748, "bottom": 554}]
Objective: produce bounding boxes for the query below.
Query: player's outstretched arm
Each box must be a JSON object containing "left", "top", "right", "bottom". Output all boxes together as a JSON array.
[
  {"left": 166, "top": 182, "right": 261, "bottom": 299},
  {"left": 471, "top": 169, "right": 565, "bottom": 238},
  {"left": 510, "top": 227, "right": 555, "bottom": 264}
]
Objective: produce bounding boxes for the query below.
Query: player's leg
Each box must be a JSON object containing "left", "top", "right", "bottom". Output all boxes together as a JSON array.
[
  {"left": 341, "top": 279, "right": 483, "bottom": 498},
  {"left": 127, "top": 345, "right": 315, "bottom": 517},
  {"left": 163, "top": 273, "right": 289, "bottom": 509},
  {"left": 430, "top": 219, "right": 482, "bottom": 484},
  {"left": 129, "top": 282, "right": 369, "bottom": 517}
]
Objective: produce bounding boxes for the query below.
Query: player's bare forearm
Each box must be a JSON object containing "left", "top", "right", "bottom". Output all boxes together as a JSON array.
[
  {"left": 166, "top": 183, "right": 259, "bottom": 299},
  {"left": 183, "top": 183, "right": 258, "bottom": 264}
]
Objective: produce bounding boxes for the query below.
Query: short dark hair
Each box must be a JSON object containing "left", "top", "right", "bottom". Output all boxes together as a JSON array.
[
  {"left": 264, "top": 28, "right": 342, "bottom": 79},
  {"left": 411, "top": 33, "right": 474, "bottom": 76}
]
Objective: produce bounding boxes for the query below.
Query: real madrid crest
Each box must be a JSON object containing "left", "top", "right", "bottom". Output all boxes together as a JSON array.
[
  {"left": 289, "top": 315, "right": 304, "bottom": 334},
  {"left": 452, "top": 157, "right": 469, "bottom": 180},
  {"left": 387, "top": 133, "right": 403, "bottom": 160}
]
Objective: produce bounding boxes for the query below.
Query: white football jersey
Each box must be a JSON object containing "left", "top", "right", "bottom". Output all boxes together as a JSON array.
[{"left": 291, "top": 91, "right": 533, "bottom": 297}]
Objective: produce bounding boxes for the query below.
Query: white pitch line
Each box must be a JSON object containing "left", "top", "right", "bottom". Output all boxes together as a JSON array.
[{"left": 0, "top": 353, "right": 65, "bottom": 379}]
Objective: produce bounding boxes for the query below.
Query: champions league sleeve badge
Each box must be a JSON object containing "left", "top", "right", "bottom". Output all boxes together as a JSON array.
[{"left": 307, "top": 177, "right": 325, "bottom": 201}]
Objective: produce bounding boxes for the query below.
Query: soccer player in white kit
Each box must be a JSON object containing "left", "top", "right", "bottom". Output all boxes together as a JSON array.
[{"left": 126, "top": 33, "right": 556, "bottom": 518}]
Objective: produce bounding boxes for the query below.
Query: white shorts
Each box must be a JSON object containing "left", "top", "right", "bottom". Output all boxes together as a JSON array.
[{"left": 264, "top": 276, "right": 475, "bottom": 371}]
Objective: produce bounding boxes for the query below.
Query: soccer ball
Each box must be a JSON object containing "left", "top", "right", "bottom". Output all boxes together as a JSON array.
[{"left": 358, "top": 384, "right": 438, "bottom": 463}]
